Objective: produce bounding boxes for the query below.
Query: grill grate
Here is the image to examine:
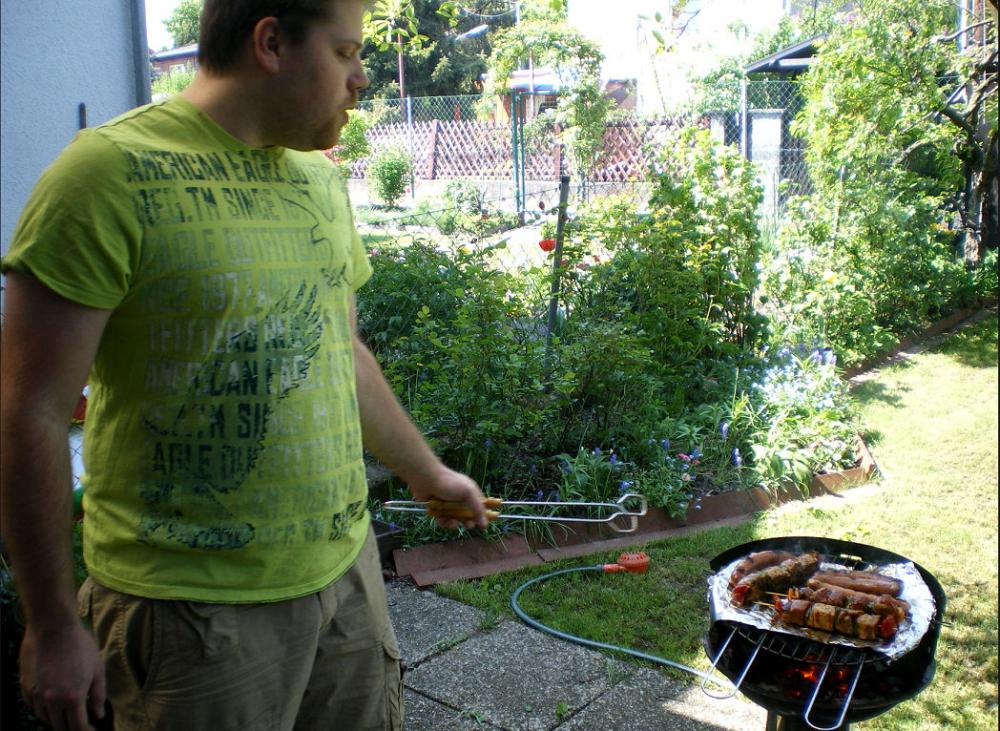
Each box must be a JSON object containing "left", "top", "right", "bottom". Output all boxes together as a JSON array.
[{"left": 735, "top": 624, "right": 870, "bottom": 667}]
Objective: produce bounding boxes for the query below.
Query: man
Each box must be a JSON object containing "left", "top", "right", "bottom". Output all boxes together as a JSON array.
[{"left": 0, "top": 1, "right": 489, "bottom": 729}]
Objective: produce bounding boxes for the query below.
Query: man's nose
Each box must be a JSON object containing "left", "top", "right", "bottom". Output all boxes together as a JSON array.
[{"left": 351, "top": 60, "right": 369, "bottom": 91}]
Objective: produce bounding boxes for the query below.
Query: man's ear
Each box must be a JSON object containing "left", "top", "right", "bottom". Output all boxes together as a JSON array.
[{"left": 251, "top": 16, "right": 283, "bottom": 73}]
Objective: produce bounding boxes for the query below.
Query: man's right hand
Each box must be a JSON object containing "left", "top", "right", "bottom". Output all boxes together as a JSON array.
[{"left": 19, "top": 621, "right": 106, "bottom": 731}]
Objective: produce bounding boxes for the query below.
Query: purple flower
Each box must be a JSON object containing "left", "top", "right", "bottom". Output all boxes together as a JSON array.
[
  {"left": 484, "top": 438, "right": 493, "bottom": 448},
  {"left": 660, "top": 438, "right": 670, "bottom": 451},
  {"left": 592, "top": 447, "right": 602, "bottom": 456},
  {"left": 720, "top": 422, "right": 729, "bottom": 439},
  {"left": 618, "top": 480, "right": 634, "bottom": 493},
  {"left": 732, "top": 448, "right": 742, "bottom": 467},
  {"left": 691, "top": 447, "right": 702, "bottom": 460},
  {"left": 609, "top": 453, "right": 619, "bottom": 465},
  {"left": 535, "top": 489, "right": 544, "bottom": 500}
]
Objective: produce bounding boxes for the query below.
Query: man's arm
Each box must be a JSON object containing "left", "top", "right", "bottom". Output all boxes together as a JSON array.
[
  {"left": 1, "top": 270, "right": 111, "bottom": 730},
  {"left": 349, "top": 297, "right": 489, "bottom": 530}
]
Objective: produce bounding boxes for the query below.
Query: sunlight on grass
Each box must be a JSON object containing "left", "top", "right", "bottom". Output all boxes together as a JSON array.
[{"left": 438, "top": 313, "right": 999, "bottom": 730}]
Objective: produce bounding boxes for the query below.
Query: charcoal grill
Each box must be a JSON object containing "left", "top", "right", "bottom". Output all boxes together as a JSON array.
[{"left": 702, "top": 537, "right": 946, "bottom": 730}]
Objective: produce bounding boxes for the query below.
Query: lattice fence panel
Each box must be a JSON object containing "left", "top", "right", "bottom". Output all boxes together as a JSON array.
[
  {"left": 590, "top": 117, "right": 688, "bottom": 182},
  {"left": 431, "top": 120, "right": 512, "bottom": 179}
]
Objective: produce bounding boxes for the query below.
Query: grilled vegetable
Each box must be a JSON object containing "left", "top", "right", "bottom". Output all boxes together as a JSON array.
[
  {"left": 730, "top": 553, "right": 820, "bottom": 607},
  {"left": 774, "top": 597, "right": 898, "bottom": 641}
]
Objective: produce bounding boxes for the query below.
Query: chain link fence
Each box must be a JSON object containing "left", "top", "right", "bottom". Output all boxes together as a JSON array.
[{"left": 347, "top": 79, "right": 810, "bottom": 221}]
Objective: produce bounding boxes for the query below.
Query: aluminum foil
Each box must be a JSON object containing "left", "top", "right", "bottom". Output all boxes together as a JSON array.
[{"left": 707, "top": 556, "right": 937, "bottom": 662}]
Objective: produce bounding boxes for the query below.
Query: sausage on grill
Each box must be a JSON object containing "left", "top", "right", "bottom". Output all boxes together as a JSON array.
[
  {"left": 730, "top": 553, "right": 821, "bottom": 607},
  {"left": 812, "top": 570, "right": 903, "bottom": 597},
  {"left": 728, "top": 550, "right": 796, "bottom": 589},
  {"left": 797, "top": 579, "right": 910, "bottom": 621}
]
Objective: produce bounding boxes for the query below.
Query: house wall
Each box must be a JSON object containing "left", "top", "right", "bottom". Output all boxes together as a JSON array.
[{"left": 1, "top": 0, "right": 150, "bottom": 260}]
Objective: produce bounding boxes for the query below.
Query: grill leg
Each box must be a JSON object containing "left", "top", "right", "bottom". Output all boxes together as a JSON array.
[{"left": 765, "top": 711, "right": 850, "bottom": 731}]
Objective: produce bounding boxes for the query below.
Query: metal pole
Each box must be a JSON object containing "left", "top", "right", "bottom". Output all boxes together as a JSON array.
[
  {"left": 544, "top": 175, "right": 571, "bottom": 372},
  {"left": 740, "top": 77, "right": 749, "bottom": 159},
  {"left": 407, "top": 96, "right": 415, "bottom": 201},
  {"left": 512, "top": 92, "right": 522, "bottom": 217}
]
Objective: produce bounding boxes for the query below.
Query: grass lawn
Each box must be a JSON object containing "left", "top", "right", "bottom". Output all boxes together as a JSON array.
[{"left": 437, "top": 311, "right": 999, "bottom": 730}]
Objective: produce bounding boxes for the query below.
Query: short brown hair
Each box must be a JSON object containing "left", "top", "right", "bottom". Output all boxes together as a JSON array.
[{"left": 197, "top": 1, "right": 338, "bottom": 72}]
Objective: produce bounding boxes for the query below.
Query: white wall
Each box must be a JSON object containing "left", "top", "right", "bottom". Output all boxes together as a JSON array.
[{"left": 1, "top": 0, "right": 150, "bottom": 259}]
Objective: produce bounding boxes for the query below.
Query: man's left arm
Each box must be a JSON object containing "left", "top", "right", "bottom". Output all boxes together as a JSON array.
[{"left": 350, "top": 297, "right": 488, "bottom": 530}]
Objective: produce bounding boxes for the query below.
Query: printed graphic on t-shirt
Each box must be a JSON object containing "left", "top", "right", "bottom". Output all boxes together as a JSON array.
[{"left": 120, "top": 147, "right": 365, "bottom": 551}]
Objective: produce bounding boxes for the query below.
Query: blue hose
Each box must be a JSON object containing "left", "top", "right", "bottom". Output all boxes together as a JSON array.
[{"left": 510, "top": 565, "right": 718, "bottom": 683}]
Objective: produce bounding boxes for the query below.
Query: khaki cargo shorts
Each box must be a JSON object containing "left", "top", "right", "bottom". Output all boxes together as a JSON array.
[{"left": 78, "top": 526, "right": 402, "bottom": 730}]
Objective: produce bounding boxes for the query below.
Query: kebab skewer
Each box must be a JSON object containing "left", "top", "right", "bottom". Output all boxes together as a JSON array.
[{"left": 773, "top": 597, "right": 898, "bottom": 641}]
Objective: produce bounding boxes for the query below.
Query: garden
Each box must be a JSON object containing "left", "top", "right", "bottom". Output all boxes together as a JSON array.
[{"left": 352, "top": 1, "right": 997, "bottom": 548}]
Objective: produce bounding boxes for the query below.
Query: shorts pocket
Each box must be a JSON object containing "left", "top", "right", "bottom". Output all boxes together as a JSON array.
[
  {"left": 164, "top": 601, "right": 240, "bottom": 664},
  {"left": 383, "top": 640, "right": 403, "bottom": 731}
]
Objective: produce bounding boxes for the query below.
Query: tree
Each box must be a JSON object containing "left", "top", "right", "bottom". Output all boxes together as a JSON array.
[
  {"left": 481, "top": 4, "right": 608, "bottom": 179},
  {"left": 164, "top": 0, "right": 203, "bottom": 48},
  {"left": 361, "top": 0, "right": 509, "bottom": 98},
  {"left": 794, "top": 0, "right": 998, "bottom": 258}
]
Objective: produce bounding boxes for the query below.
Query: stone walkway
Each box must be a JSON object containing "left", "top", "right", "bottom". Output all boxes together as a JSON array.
[{"left": 387, "top": 580, "right": 767, "bottom": 730}]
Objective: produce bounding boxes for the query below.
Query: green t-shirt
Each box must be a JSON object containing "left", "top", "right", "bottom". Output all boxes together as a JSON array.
[{"left": 2, "top": 96, "right": 374, "bottom": 602}]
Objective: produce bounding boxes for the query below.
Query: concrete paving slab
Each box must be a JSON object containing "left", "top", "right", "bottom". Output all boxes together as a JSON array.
[
  {"left": 557, "top": 666, "right": 767, "bottom": 731},
  {"left": 403, "top": 689, "right": 504, "bottom": 730},
  {"left": 387, "top": 580, "right": 488, "bottom": 667},
  {"left": 403, "top": 620, "right": 634, "bottom": 731}
]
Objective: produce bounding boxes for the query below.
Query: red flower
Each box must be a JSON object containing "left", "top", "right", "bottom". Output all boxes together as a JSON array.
[
  {"left": 539, "top": 239, "right": 556, "bottom": 252},
  {"left": 72, "top": 394, "right": 87, "bottom": 423},
  {"left": 677, "top": 453, "right": 690, "bottom": 462}
]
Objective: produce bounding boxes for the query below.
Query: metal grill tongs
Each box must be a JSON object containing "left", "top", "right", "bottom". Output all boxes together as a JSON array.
[{"left": 382, "top": 493, "right": 648, "bottom": 533}]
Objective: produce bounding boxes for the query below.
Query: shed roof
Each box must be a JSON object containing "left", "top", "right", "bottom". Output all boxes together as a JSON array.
[
  {"left": 150, "top": 43, "right": 198, "bottom": 61},
  {"left": 745, "top": 35, "right": 825, "bottom": 76}
]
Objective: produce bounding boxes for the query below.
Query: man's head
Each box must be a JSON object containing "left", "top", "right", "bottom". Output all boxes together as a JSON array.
[
  {"left": 198, "top": 1, "right": 336, "bottom": 73},
  {"left": 191, "top": 0, "right": 368, "bottom": 150}
]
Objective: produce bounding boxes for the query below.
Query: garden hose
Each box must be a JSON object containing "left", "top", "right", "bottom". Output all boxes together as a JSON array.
[{"left": 509, "top": 552, "right": 720, "bottom": 684}]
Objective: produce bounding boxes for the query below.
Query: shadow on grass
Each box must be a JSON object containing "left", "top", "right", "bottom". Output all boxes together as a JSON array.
[
  {"left": 933, "top": 313, "right": 998, "bottom": 369},
  {"left": 852, "top": 380, "right": 906, "bottom": 408}
]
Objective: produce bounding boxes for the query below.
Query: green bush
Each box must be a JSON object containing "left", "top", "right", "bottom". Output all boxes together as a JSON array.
[{"left": 366, "top": 146, "right": 411, "bottom": 207}]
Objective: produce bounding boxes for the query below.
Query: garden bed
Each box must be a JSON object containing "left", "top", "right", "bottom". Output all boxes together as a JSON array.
[{"left": 389, "top": 435, "right": 878, "bottom": 587}]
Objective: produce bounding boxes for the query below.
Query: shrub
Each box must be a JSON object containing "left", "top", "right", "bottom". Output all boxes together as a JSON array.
[{"left": 366, "top": 146, "right": 411, "bottom": 207}]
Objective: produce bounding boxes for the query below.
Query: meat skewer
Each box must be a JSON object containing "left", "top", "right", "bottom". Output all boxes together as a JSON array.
[
  {"left": 728, "top": 550, "right": 796, "bottom": 589},
  {"left": 730, "top": 553, "right": 820, "bottom": 607},
  {"left": 812, "top": 570, "right": 903, "bottom": 597},
  {"left": 773, "top": 597, "right": 898, "bottom": 641},
  {"left": 796, "top": 579, "right": 910, "bottom": 621}
]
